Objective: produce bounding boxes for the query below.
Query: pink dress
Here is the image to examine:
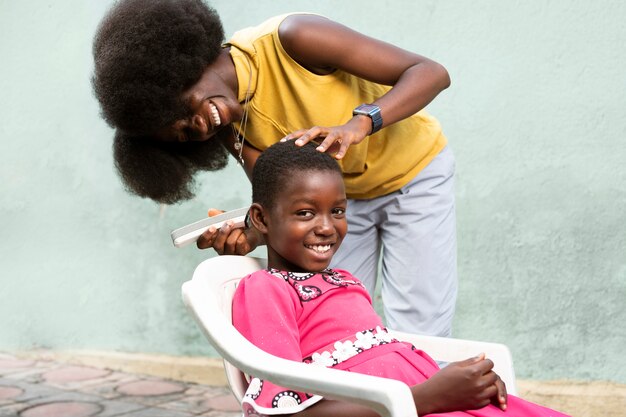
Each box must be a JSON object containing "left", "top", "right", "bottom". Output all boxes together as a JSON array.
[{"left": 233, "top": 268, "right": 569, "bottom": 417}]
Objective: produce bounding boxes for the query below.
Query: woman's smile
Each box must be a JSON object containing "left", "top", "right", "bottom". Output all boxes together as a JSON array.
[{"left": 208, "top": 101, "right": 221, "bottom": 126}]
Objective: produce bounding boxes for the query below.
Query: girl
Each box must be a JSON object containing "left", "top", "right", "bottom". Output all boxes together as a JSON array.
[
  {"left": 233, "top": 140, "right": 569, "bottom": 417},
  {"left": 93, "top": 0, "right": 456, "bottom": 338}
]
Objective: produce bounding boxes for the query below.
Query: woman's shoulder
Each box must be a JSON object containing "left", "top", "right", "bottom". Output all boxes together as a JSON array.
[
  {"left": 227, "top": 14, "right": 294, "bottom": 45},
  {"left": 227, "top": 13, "right": 326, "bottom": 46}
]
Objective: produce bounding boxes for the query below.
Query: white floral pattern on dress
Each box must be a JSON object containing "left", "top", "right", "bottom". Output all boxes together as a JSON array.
[
  {"left": 310, "top": 350, "right": 335, "bottom": 367},
  {"left": 331, "top": 340, "right": 360, "bottom": 363},
  {"left": 305, "top": 327, "right": 398, "bottom": 367},
  {"left": 353, "top": 329, "right": 378, "bottom": 350},
  {"left": 373, "top": 326, "right": 393, "bottom": 343}
]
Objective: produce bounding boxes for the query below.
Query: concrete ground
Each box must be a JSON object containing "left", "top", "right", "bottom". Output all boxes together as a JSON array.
[
  {"left": 3, "top": 351, "right": 626, "bottom": 417},
  {"left": 516, "top": 379, "right": 626, "bottom": 417}
]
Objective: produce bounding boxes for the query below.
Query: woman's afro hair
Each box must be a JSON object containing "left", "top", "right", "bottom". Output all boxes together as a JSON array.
[
  {"left": 92, "top": 0, "right": 224, "bottom": 133},
  {"left": 252, "top": 141, "right": 343, "bottom": 209},
  {"left": 113, "top": 129, "right": 229, "bottom": 204}
]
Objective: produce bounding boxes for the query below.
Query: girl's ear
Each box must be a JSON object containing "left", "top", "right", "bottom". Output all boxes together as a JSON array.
[{"left": 248, "top": 203, "right": 269, "bottom": 234}]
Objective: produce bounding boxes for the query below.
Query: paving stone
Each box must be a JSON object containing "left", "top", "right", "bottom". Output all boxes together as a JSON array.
[
  {"left": 0, "top": 387, "right": 23, "bottom": 400},
  {"left": 0, "top": 401, "right": 30, "bottom": 416},
  {"left": 0, "top": 380, "right": 65, "bottom": 403},
  {"left": 113, "top": 383, "right": 188, "bottom": 407},
  {"left": 88, "top": 398, "right": 146, "bottom": 417},
  {"left": 0, "top": 360, "right": 57, "bottom": 379},
  {"left": 24, "top": 391, "right": 103, "bottom": 407},
  {"left": 116, "top": 380, "right": 186, "bottom": 397},
  {"left": 19, "top": 401, "right": 102, "bottom": 417},
  {"left": 197, "top": 411, "right": 241, "bottom": 417},
  {"left": 0, "top": 360, "right": 34, "bottom": 370},
  {"left": 0, "top": 400, "right": 14, "bottom": 409},
  {"left": 158, "top": 394, "right": 213, "bottom": 414},
  {"left": 42, "top": 366, "right": 111, "bottom": 384},
  {"left": 203, "top": 393, "right": 240, "bottom": 412},
  {"left": 0, "top": 359, "right": 37, "bottom": 377},
  {"left": 118, "top": 407, "right": 194, "bottom": 417},
  {"left": 2, "top": 366, "right": 55, "bottom": 382},
  {"left": 73, "top": 373, "right": 140, "bottom": 400},
  {"left": 183, "top": 386, "right": 214, "bottom": 396},
  {"left": 185, "top": 384, "right": 234, "bottom": 398}
]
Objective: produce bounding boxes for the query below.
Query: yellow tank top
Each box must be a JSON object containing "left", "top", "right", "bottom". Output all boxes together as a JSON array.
[{"left": 226, "top": 14, "right": 447, "bottom": 199}]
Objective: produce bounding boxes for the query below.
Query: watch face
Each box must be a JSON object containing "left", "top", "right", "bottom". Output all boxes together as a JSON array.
[{"left": 355, "top": 104, "right": 378, "bottom": 114}]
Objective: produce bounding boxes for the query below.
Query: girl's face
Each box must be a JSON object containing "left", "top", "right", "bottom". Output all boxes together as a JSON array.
[
  {"left": 263, "top": 170, "right": 347, "bottom": 272},
  {"left": 155, "top": 50, "right": 243, "bottom": 143}
]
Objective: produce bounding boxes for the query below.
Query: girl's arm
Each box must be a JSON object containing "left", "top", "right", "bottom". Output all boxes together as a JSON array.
[
  {"left": 279, "top": 14, "right": 450, "bottom": 159},
  {"left": 289, "top": 355, "right": 507, "bottom": 417}
]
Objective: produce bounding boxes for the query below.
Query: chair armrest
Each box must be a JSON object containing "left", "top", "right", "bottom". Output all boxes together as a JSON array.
[{"left": 389, "top": 330, "right": 517, "bottom": 395}]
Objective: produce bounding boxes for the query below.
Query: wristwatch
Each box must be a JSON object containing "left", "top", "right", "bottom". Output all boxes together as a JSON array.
[{"left": 353, "top": 103, "right": 383, "bottom": 135}]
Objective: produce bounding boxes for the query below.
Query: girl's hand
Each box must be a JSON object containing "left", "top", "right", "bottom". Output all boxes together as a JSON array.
[
  {"left": 196, "top": 208, "right": 261, "bottom": 255},
  {"left": 412, "top": 353, "right": 506, "bottom": 415},
  {"left": 491, "top": 373, "right": 508, "bottom": 411},
  {"left": 282, "top": 116, "right": 371, "bottom": 160}
]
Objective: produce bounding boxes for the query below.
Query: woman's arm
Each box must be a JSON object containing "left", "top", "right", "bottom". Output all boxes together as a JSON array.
[{"left": 279, "top": 14, "right": 450, "bottom": 159}]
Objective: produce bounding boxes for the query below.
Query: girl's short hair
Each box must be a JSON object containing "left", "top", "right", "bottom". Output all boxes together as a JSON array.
[
  {"left": 252, "top": 141, "right": 342, "bottom": 208},
  {"left": 92, "top": 0, "right": 224, "bottom": 133}
]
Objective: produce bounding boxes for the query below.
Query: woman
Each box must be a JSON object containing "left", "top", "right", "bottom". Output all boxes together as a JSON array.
[{"left": 93, "top": 0, "right": 457, "bottom": 337}]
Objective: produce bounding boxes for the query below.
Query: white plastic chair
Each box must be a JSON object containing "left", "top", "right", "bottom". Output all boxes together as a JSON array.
[{"left": 182, "top": 255, "right": 517, "bottom": 417}]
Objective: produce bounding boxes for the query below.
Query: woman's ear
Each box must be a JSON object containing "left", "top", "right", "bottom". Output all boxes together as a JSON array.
[{"left": 248, "top": 203, "right": 268, "bottom": 234}]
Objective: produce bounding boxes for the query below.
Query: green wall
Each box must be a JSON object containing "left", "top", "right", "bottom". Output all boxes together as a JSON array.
[{"left": 1, "top": 0, "right": 624, "bottom": 383}]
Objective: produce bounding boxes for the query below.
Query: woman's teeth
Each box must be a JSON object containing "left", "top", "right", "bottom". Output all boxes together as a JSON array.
[
  {"left": 209, "top": 103, "right": 221, "bottom": 126},
  {"left": 307, "top": 244, "right": 331, "bottom": 253}
]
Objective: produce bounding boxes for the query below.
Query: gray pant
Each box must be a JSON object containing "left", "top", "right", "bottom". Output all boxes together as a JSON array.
[{"left": 331, "top": 146, "right": 457, "bottom": 337}]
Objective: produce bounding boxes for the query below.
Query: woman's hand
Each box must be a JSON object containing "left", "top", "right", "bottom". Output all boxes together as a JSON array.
[
  {"left": 278, "top": 14, "right": 450, "bottom": 145},
  {"left": 411, "top": 353, "right": 507, "bottom": 415},
  {"left": 196, "top": 208, "right": 262, "bottom": 255},
  {"left": 281, "top": 115, "right": 371, "bottom": 160}
]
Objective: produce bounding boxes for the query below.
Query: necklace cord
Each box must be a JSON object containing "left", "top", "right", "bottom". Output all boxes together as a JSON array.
[{"left": 231, "top": 54, "right": 253, "bottom": 166}]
